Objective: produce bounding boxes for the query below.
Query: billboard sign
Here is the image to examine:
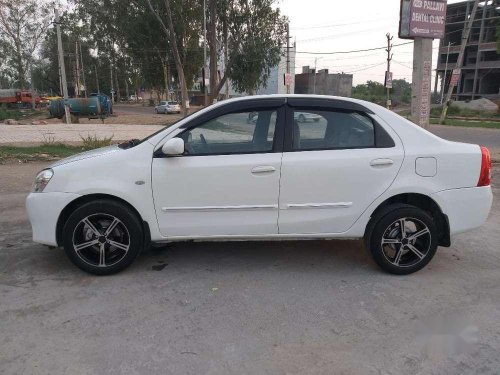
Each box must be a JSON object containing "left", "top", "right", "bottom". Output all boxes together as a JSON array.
[
  {"left": 284, "top": 73, "right": 292, "bottom": 86},
  {"left": 385, "top": 71, "right": 393, "bottom": 89},
  {"left": 399, "top": 0, "right": 447, "bottom": 39},
  {"left": 450, "top": 69, "right": 461, "bottom": 87}
]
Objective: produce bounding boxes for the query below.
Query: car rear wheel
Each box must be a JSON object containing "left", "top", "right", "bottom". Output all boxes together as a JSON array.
[
  {"left": 367, "top": 205, "right": 438, "bottom": 275},
  {"left": 62, "top": 200, "right": 143, "bottom": 275}
]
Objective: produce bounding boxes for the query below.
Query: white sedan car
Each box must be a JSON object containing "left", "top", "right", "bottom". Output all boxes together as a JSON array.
[
  {"left": 155, "top": 101, "right": 181, "bottom": 114},
  {"left": 26, "top": 95, "right": 493, "bottom": 275}
]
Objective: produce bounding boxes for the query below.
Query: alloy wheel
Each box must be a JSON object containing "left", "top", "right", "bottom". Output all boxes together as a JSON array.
[
  {"left": 72, "top": 213, "right": 130, "bottom": 268},
  {"left": 380, "top": 217, "right": 431, "bottom": 268}
]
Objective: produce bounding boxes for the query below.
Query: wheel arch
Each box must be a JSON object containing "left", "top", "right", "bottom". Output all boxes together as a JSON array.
[
  {"left": 55, "top": 193, "right": 151, "bottom": 248},
  {"left": 365, "top": 192, "right": 450, "bottom": 247}
]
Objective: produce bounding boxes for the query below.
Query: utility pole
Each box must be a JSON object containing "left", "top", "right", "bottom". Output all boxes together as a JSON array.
[
  {"left": 110, "top": 63, "right": 114, "bottom": 104},
  {"left": 203, "top": 0, "right": 208, "bottom": 106},
  {"left": 79, "top": 41, "right": 87, "bottom": 98},
  {"left": 94, "top": 64, "right": 100, "bottom": 94},
  {"left": 440, "top": 42, "right": 452, "bottom": 105},
  {"left": 286, "top": 22, "right": 290, "bottom": 94},
  {"left": 55, "top": 9, "right": 71, "bottom": 124},
  {"left": 75, "top": 42, "right": 80, "bottom": 97},
  {"left": 30, "top": 62, "right": 36, "bottom": 110},
  {"left": 313, "top": 58, "right": 318, "bottom": 94},
  {"left": 440, "top": 0, "right": 480, "bottom": 124},
  {"left": 385, "top": 33, "right": 393, "bottom": 109}
]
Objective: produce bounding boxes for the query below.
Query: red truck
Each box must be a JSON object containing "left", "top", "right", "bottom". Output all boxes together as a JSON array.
[{"left": 0, "top": 89, "right": 41, "bottom": 108}]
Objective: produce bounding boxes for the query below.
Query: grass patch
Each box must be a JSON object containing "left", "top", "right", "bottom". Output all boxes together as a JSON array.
[
  {"left": 80, "top": 134, "right": 114, "bottom": 150},
  {"left": 0, "top": 144, "right": 83, "bottom": 163},
  {"left": 430, "top": 118, "right": 500, "bottom": 129},
  {"left": 430, "top": 106, "right": 500, "bottom": 119}
]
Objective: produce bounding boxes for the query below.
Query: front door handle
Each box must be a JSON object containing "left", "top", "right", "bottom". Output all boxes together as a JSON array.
[
  {"left": 370, "top": 158, "right": 394, "bottom": 167},
  {"left": 251, "top": 166, "right": 276, "bottom": 174}
]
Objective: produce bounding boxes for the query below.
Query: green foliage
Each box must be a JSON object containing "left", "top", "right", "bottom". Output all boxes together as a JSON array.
[
  {"left": 223, "top": 0, "right": 288, "bottom": 95},
  {"left": 80, "top": 134, "right": 114, "bottom": 150},
  {"left": 0, "top": 109, "right": 22, "bottom": 121},
  {"left": 352, "top": 79, "right": 412, "bottom": 106},
  {"left": 0, "top": 0, "right": 54, "bottom": 89}
]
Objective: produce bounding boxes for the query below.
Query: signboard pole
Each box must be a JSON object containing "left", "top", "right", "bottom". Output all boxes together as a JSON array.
[{"left": 410, "top": 38, "right": 433, "bottom": 129}]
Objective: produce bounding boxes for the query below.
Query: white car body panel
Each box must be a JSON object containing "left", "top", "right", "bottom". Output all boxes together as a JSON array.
[
  {"left": 152, "top": 153, "right": 282, "bottom": 237},
  {"left": 25, "top": 95, "right": 492, "bottom": 248},
  {"left": 26, "top": 192, "right": 81, "bottom": 245}
]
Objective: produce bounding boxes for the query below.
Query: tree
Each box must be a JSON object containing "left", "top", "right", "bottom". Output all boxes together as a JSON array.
[
  {"left": 207, "top": 0, "right": 287, "bottom": 101},
  {"left": 145, "top": 0, "right": 196, "bottom": 115},
  {"left": 0, "top": 0, "right": 53, "bottom": 89}
]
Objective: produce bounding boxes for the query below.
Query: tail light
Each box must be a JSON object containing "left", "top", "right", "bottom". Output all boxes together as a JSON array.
[{"left": 477, "top": 146, "right": 491, "bottom": 187}]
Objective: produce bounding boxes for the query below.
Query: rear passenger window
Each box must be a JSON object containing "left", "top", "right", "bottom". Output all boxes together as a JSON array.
[{"left": 292, "top": 109, "right": 375, "bottom": 151}]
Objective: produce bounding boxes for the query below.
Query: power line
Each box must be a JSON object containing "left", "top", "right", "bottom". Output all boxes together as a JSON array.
[{"left": 293, "top": 41, "right": 413, "bottom": 55}]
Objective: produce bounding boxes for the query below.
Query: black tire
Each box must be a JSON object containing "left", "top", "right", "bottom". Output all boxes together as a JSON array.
[
  {"left": 367, "top": 204, "right": 438, "bottom": 275},
  {"left": 62, "top": 200, "right": 143, "bottom": 275}
]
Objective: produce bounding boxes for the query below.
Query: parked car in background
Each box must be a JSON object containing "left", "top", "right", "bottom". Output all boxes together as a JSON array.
[
  {"left": 155, "top": 101, "right": 181, "bottom": 114},
  {"left": 294, "top": 111, "right": 321, "bottom": 122},
  {"left": 27, "top": 95, "right": 492, "bottom": 276},
  {"left": 129, "top": 95, "right": 143, "bottom": 101}
]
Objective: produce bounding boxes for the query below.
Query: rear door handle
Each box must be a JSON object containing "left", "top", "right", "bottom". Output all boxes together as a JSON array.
[
  {"left": 370, "top": 158, "right": 394, "bottom": 167},
  {"left": 251, "top": 166, "right": 276, "bottom": 174}
]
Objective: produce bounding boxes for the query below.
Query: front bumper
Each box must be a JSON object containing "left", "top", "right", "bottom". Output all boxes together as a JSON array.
[
  {"left": 432, "top": 186, "right": 493, "bottom": 236},
  {"left": 26, "top": 192, "right": 81, "bottom": 246}
]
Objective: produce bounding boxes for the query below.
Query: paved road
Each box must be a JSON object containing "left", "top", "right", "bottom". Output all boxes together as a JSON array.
[
  {"left": 0, "top": 162, "right": 499, "bottom": 374},
  {"left": 431, "top": 124, "right": 500, "bottom": 154}
]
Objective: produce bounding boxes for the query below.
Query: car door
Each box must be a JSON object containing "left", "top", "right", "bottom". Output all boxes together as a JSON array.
[
  {"left": 278, "top": 98, "right": 404, "bottom": 234},
  {"left": 152, "top": 100, "right": 285, "bottom": 238}
]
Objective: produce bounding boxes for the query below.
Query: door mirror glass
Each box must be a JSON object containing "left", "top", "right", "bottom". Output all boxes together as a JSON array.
[{"left": 162, "top": 138, "right": 185, "bottom": 156}]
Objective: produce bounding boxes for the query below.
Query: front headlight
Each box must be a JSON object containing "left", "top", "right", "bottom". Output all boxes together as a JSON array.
[{"left": 32, "top": 169, "right": 54, "bottom": 193}]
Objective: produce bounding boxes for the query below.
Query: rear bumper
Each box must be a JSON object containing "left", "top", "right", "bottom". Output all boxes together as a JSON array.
[
  {"left": 26, "top": 192, "right": 80, "bottom": 246},
  {"left": 432, "top": 186, "right": 493, "bottom": 235}
]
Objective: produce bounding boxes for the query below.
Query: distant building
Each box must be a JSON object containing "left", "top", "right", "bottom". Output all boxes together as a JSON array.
[
  {"left": 295, "top": 66, "right": 353, "bottom": 97},
  {"left": 256, "top": 43, "right": 296, "bottom": 95},
  {"left": 436, "top": 0, "right": 500, "bottom": 101}
]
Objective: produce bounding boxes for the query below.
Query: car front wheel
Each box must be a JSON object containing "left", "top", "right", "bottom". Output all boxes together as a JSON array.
[
  {"left": 62, "top": 200, "right": 143, "bottom": 275},
  {"left": 367, "top": 204, "right": 438, "bottom": 275}
]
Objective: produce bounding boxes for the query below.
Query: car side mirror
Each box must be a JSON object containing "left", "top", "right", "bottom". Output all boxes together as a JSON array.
[{"left": 162, "top": 138, "right": 185, "bottom": 156}]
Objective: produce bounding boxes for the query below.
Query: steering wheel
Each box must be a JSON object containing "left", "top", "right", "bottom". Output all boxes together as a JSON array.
[{"left": 199, "top": 133, "right": 210, "bottom": 152}]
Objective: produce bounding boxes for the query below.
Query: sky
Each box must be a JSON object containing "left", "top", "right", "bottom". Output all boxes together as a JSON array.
[{"left": 277, "top": 0, "right": 465, "bottom": 85}]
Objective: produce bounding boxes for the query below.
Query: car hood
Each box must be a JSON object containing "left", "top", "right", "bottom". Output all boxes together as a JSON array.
[{"left": 50, "top": 145, "right": 121, "bottom": 168}]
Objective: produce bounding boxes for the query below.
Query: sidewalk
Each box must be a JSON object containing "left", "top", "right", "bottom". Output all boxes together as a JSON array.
[{"left": 0, "top": 124, "right": 164, "bottom": 145}]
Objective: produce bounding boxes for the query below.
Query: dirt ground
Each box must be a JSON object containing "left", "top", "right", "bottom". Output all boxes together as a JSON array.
[
  {"left": 11, "top": 104, "right": 201, "bottom": 126},
  {"left": 0, "top": 162, "right": 499, "bottom": 375}
]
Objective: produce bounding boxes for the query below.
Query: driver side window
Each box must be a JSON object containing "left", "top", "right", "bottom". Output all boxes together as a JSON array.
[{"left": 178, "top": 110, "right": 277, "bottom": 156}]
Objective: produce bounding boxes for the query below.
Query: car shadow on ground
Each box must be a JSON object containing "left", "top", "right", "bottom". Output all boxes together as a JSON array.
[{"left": 138, "top": 239, "right": 377, "bottom": 276}]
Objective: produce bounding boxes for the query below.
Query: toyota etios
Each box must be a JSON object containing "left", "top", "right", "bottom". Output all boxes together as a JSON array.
[{"left": 26, "top": 95, "right": 493, "bottom": 275}]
